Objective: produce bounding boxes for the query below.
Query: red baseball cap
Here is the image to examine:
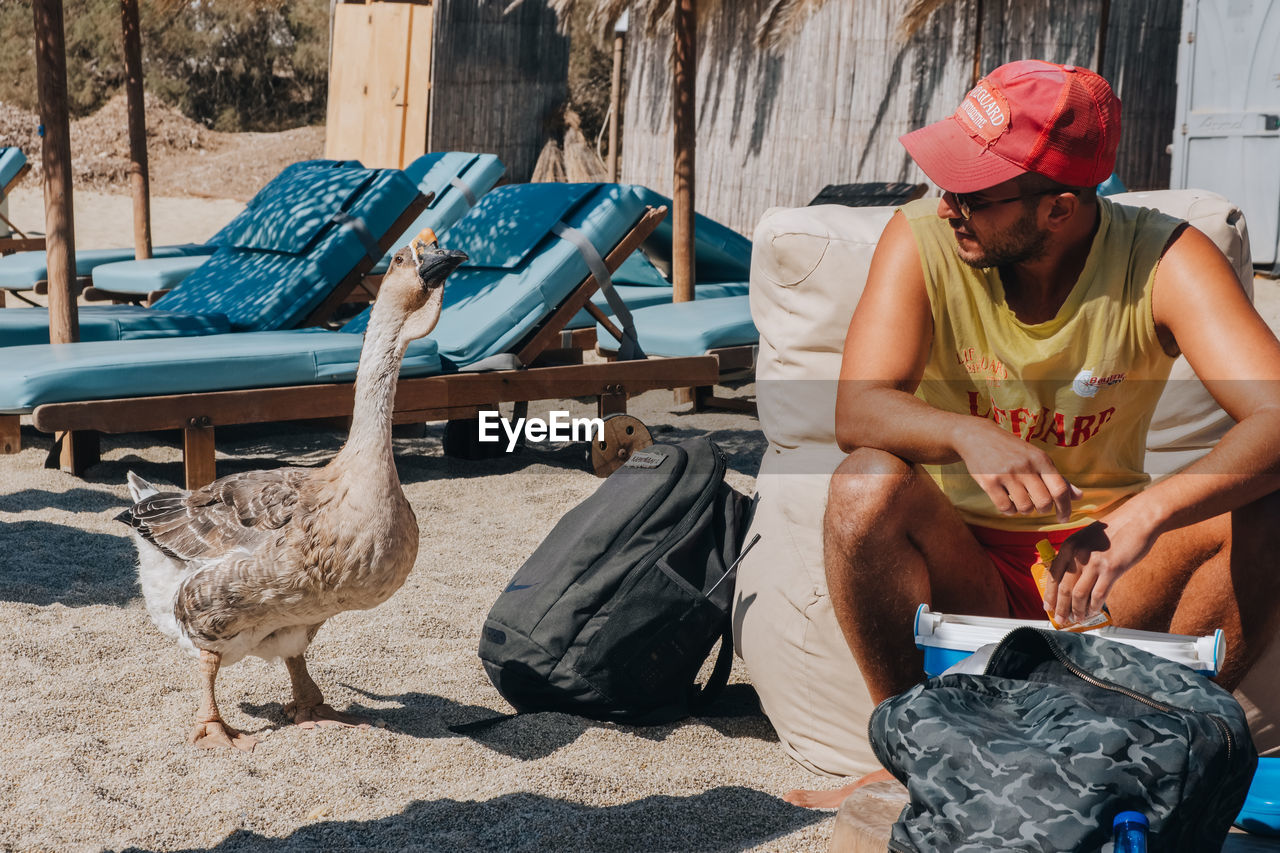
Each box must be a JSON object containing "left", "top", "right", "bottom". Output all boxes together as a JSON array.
[{"left": 900, "top": 60, "right": 1121, "bottom": 193}]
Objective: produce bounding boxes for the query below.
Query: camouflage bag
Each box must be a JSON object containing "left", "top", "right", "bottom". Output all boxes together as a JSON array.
[{"left": 870, "top": 626, "right": 1256, "bottom": 852}]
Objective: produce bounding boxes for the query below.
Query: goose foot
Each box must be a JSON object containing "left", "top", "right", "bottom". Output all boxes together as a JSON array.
[
  {"left": 283, "top": 651, "right": 369, "bottom": 730},
  {"left": 285, "top": 701, "right": 370, "bottom": 730},
  {"left": 189, "top": 720, "right": 257, "bottom": 752},
  {"left": 190, "top": 649, "right": 256, "bottom": 751}
]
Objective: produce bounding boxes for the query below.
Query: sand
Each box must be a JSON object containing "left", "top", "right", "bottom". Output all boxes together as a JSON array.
[{"left": 0, "top": 191, "right": 839, "bottom": 852}]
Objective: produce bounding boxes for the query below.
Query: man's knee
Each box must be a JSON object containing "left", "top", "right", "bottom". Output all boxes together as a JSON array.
[{"left": 827, "top": 447, "right": 915, "bottom": 519}]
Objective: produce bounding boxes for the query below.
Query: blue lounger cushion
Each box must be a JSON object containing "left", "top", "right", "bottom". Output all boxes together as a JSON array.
[
  {"left": 565, "top": 281, "right": 750, "bottom": 330},
  {"left": 88, "top": 152, "right": 504, "bottom": 295},
  {"left": 211, "top": 161, "right": 389, "bottom": 255},
  {"left": 345, "top": 182, "right": 649, "bottom": 367},
  {"left": 0, "top": 162, "right": 420, "bottom": 345},
  {"left": 0, "top": 328, "right": 441, "bottom": 414},
  {"left": 0, "top": 304, "right": 231, "bottom": 346},
  {"left": 626, "top": 186, "right": 752, "bottom": 284},
  {"left": 368, "top": 152, "right": 506, "bottom": 274},
  {"left": 0, "top": 181, "right": 646, "bottom": 413},
  {"left": 0, "top": 147, "right": 26, "bottom": 189},
  {"left": 609, "top": 247, "right": 671, "bottom": 287},
  {"left": 88, "top": 255, "right": 213, "bottom": 295},
  {"left": 0, "top": 159, "right": 358, "bottom": 292},
  {"left": 156, "top": 166, "right": 417, "bottom": 330},
  {"left": 0, "top": 243, "right": 214, "bottom": 291},
  {"left": 597, "top": 293, "right": 757, "bottom": 357}
]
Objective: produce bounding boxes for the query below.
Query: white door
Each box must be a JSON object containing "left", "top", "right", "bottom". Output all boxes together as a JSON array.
[{"left": 1171, "top": 0, "right": 1280, "bottom": 268}]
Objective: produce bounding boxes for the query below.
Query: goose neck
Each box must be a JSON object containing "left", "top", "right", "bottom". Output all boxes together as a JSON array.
[{"left": 337, "top": 306, "right": 406, "bottom": 476}]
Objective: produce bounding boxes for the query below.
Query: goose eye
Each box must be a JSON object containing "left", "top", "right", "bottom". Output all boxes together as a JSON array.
[{"left": 392, "top": 254, "right": 404, "bottom": 266}]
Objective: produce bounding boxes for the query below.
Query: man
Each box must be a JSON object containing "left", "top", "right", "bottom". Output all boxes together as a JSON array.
[{"left": 825, "top": 59, "right": 1280, "bottom": 707}]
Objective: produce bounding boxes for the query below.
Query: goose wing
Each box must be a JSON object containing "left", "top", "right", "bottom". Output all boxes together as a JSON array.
[{"left": 118, "top": 468, "right": 311, "bottom": 561}]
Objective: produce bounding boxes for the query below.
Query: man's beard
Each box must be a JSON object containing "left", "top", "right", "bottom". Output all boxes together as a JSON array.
[{"left": 953, "top": 208, "right": 1050, "bottom": 269}]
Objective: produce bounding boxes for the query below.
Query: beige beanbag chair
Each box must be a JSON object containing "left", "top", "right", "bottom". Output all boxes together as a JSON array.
[{"left": 734, "top": 190, "right": 1279, "bottom": 778}]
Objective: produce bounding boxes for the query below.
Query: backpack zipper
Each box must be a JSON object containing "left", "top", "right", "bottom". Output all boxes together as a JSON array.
[
  {"left": 988, "top": 631, "right": 1236, "bottom": 764},
  {"left": 630, "top": 443, "right": 727, "bottom": 589}
]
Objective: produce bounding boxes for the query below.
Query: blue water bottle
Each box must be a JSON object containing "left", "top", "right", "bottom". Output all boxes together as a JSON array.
[{"left": 1113, "top": 810, "right": 1148, "bottom": 852}]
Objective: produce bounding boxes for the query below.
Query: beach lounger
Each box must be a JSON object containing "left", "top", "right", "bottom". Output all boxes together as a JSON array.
[
  {"left": 0, "top": 158, "right": 347, "bottom": 303},
  {"left": 0, "top": 148, "right": 45, "bottom": 283},
  {"left": 599, "top": 293, "right": 756, "bottom": 359},
  {"left": 595, "top": 294, "right": 757, "bottom": 412},
  {"left": 0, "top": 182, "right": 719, "bottom": 487},
  {"left": 0, "top": 160, "right": 428, "bottom": 346},
  {"left": 561, "top": 185, "right": 753, "bottom": 340},
  {"left": 84, "top": 151, "right": 506, "bottom": 304}
]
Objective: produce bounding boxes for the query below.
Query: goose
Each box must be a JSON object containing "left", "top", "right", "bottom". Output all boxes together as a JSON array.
[{"left": 117, "top": 231, "right": 467, "bottom": 752}]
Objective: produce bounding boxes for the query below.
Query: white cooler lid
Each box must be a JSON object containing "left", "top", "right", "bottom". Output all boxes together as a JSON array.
[{"left": 914, "top": 605, "right": 1225, "bottom": 676}]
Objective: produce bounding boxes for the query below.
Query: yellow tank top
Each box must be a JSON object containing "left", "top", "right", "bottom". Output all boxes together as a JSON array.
[{"left": 903, "top": 196, "right": 1182, "bottom": 530}]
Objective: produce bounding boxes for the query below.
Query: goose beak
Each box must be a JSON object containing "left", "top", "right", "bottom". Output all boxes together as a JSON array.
[{"left": 416, "top": 248, "right": 468, "bottom": 288}]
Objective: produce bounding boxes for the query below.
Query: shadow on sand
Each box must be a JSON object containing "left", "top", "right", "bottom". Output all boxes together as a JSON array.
[
  {"left": 0, "top": 486, "right": 124, "bottom": 514},
  {"left": 0, "top": 519, "right": 138, "bottom": 606},
  {"left": 257, "top": 682, "right": 776, "bottom": 764},
  {"left": 443, "top": 683, "right": 776, "bottom": 763},
  {"left": 115, "top": 785, "right": 821, "bottom": 853}
]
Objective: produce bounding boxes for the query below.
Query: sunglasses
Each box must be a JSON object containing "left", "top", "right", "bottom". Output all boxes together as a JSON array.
[{"left": 947, "top": 188, "right": 1075, "bottom": 221}]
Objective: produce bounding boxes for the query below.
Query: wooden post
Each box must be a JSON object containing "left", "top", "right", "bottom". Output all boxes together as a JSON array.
[
  {"left": 0, "top": 415, "right": 19, "bottom": 454},
  {"left": 670, "top": 0, "right": 698, "bottom": 405},
  {"left": 56, "top": 429, "right": 100, "bottom": 475},
  {"left": 971, "top": 0, "right": 984, "bottom": 88},
  {"left": 598, "top": 385, "right": 627, "bottom": 417},
  {"left": 183, "top": 421, "right": 217, "bottom": 490},
  {"left": 1096, "top": 0, "right": 1111, "bottom": 73},
  {"left": 671, "top": 0, "right": 696, "bottom": 304},
  {"left": 607, "top": 29, "right": 625, "bottom": 181},
  {"left": 120, "top": 0, "right": 152, "bottom": 260},
  {"left": 32, "top": 0, "right": 78, "bottom": 344},
  {"left": 34, "top": 0, "right": 96, "bottom": 472}
]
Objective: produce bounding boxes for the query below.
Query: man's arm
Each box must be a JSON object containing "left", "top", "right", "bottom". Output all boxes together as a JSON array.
[
  {"left": 835, "top": 211, "right": 1077, "bottom": 520},
  {"left": 1046, "top": 225, "right": 1280, "bottom": 623}
]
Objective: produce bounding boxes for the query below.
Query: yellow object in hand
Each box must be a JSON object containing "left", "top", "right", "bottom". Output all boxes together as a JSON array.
[{"left": 1030, "top": 538, "right": 1112, "bottom": 632}]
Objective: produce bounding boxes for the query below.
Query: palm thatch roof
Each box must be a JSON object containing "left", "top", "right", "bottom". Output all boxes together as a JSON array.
[{"left": 511, "top": 0, "right": 957, "bottom": 49}]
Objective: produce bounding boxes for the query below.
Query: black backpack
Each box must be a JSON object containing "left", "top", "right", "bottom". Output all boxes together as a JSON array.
[
  {"left": 871, "top": 627, "right": 1257, "bottom": 852},
  {"left": 476, "top": 437, "right": 753, "bottom": 723}
]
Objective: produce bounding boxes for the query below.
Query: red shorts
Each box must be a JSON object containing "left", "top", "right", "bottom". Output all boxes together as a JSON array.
[{"left": 966, "top": 524, "right": 1087, "bottom": 619}]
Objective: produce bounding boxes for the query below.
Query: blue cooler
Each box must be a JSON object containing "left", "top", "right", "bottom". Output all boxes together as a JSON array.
[
  {"left": 913, "top": 605, "right": 1225, "bottom": 677},
  {"left": 1237, "top": 757, "right": 1280, "bottom": 836}
]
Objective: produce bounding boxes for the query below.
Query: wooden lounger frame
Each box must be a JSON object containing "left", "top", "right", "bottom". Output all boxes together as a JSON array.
[
  {"left": 592, "top": 326, "right": 758, "bottom": 415},
  {"left": 10, "top": 203, "right": 721, "bottom": 488}
]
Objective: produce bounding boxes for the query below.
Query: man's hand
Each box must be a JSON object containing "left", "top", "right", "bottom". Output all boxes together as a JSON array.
[
  {"left": 1043, "top": 510, "right": 1161, "bottom": 624},
  {"left": 953, "top": 419, "right": 1082, "bottom": 523}
]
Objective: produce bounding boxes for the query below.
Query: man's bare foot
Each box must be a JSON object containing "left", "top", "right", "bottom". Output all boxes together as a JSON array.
[
  {"left": 285, "top": 701, "right": 370, "bottom": 729},
  {"left": 189, "top": 720, "right": 257, "bottom": 752},
  {"left": 784, "top": 768, "right": 895, "bottom": 808}
]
